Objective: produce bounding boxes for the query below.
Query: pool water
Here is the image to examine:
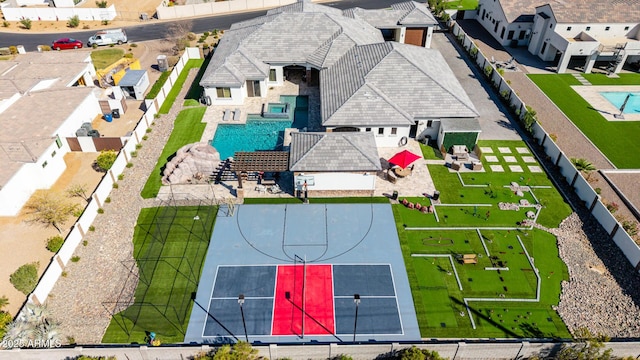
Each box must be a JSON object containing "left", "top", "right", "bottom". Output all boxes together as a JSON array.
[
  {"left": 211, "top": 95, "right": 308, "bottom": 159},
  {"left": 600, "top": 92, "right": 640, "bottom": 114},
  {"left": 267, "top": 103, "right": 287, "bottom": 113}
]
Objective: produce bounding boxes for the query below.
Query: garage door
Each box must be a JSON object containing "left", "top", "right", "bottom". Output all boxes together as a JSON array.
[{"left": 405, "top": 28, "right": 425, "bottom": 47}]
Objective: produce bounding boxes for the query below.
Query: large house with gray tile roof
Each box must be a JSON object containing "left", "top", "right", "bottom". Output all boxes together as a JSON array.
[
  {"left": 201, "top": 0, "right": 480, "bottom": 149},
  {"left": 0, "top": 52, "right": 99, "bottom": 216},
  {"left": 475, "top": 0, "right": 640, "bottom": 73},
  {"left": 289, "top": 132, "right": 381, "bottom": 195}
]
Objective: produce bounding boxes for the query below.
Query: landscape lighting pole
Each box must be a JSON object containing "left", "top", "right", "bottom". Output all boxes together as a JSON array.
[
  {"left": 353, "top": 294, "right": 361, "bottom": 343},
  {"left": 238, "top": 294, "right": 248, "bottom": 342}
]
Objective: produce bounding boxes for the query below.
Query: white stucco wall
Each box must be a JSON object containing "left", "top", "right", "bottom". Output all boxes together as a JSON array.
[
  {"left": 299, "top": 172, "right": 376, "bottom": 191},
  {"left": 56, "top": 92, "right": 101, "bottom": 137},
  {"left": 362, "top": 126, "right": 411, "bottom": 147},
  {"left": 0, "top": 140, "right": 68, "bottom": 216},
  {"left": 207, "top": 86, "right": 245, "bottom": 106},
  {"left": 416, "top": 119, "right": 440, "bottom": 142},
  {"left": 268, "top": 66, "right": 284, "bottom": 87}
]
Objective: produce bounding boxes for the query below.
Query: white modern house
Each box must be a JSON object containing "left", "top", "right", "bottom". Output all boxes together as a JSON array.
[
  {"left": 200, "top": 0, "right": 479, "bottom": 149},
  {"left": 475, "top": 0, "right": 640, "bottom": 73},
  {"left": 0, "top": 52, "right": 100, "bottom": 216}
]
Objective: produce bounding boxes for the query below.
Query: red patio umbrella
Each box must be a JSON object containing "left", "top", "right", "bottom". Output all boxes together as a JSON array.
[{"left": 388, "top": 149, "right": 421, "bottom": 169}]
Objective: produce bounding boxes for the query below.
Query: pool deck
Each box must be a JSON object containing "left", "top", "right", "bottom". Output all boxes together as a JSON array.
[
  {"left": 201, "top": 74, "right": 322, "bottom": 145},
  {"left": 571, "top": 85, "right": 640, "bottom": 121}
]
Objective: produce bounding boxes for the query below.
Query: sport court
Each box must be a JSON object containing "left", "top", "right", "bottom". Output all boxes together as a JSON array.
[{"left": 185, "top": 203, "right": 420, "bottom": 343}]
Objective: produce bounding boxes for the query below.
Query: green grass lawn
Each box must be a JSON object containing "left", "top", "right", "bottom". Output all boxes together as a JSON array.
[
  {"left": 396, "top": 140, "right": 572, "bottom": 338},
  {"left": 445, "top": 0, "right": 478, "bottom": 10},
  {"left": 102, "top": 206, "right": 217, "bottom": 344},
  {"left": 528, "top": 74, "right": 640, "bottom": 168},
  {"left": 158, "top": 59, "right": 205, "bottom": 114},
  {"left": 140, "top": 107, "right": 207, "bottom": 198},
  {"left": 90, "top": 48, "right": 125, "bottom": 70}
]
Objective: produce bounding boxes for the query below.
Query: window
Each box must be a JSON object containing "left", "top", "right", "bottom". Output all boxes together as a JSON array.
[
  {"left": 51, "top": 150, "right": 56, "bottom": 158},
  {"left": 500, "top": 27, "right": 505, "bottom": 38},
  {"left": 377, "top": 128, "right": 384, "bottom": 135},
  {"left": 566, "top": 26, "right": 571, "bottom": 31},
  {"left": 216, "top": 87, "right": 231, "bottom": 98},
  {"left": 269, "top": 69, "right": 276, "bottom": 81},
  {"left": 42, "top": 161, "right": 48, "bottom": 168},
  {"left": 391, "top": 128, "right": 397, "bottom": 135},
  {"left": 541, "top": 41, "right": 547, "bottom": 54},
  {"left": 586, "top": 26, "right": 591, "bottom": 31},
  {"left": 605, "top": 26, "right": 610, "bottom": 31},
  {"left": 518, "top": 30, "right": 526, "bottom": 40},
  {"left": 427, "top": 120, "right": 433, "bottom": 128},
  {"left": 365, "top": 127, "right": 371, "bottom": 132},
  {"left": 55, "top": 135, "right": 62, "bottom": 149},
  {"left": 549, "top": 23, "right": 553, "bottom": 28},
  {"left": 624, "top": 26, "right": 629, "bottom": 31},
  {"left": 507, "top": 30, "right": 514, "bottom": 40}
]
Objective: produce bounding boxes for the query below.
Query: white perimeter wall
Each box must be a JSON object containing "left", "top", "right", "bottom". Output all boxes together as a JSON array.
[
  {"left": 2, "top": 4, "right": 116, "bottom": 21},
  {"left": 304, "top": 172, "right": 375, "bottom": 191},
  {"left": 157, "top": 0, "right": 295, "bottom": 19}
]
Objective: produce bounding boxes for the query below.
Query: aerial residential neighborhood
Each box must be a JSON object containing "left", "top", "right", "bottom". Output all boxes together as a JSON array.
[{"left": 0, "top": 0, "right": 639, "bottom": 358}]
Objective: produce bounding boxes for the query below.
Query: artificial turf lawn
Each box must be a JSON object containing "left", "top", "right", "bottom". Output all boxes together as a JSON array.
[
  {"left": 244, "top": 197, "right": 390, "bottom": 204},
  {"left": 528, "top": 73, "right": 640, "bottom": 169},
  {"left": 158, "top": 59, "right": 205, "bottom": 114},
  {"left": 445, "top": 0, "right": 478, "bottom": 10},
  {"left": 102, "top": 206, "right": 217, "bottom": 344},
  {"left": 397, "top": 140, "right": 572, "bottom": 338},
  {"left": 140, "top": 107, "right": 207, "bottom": 199}
]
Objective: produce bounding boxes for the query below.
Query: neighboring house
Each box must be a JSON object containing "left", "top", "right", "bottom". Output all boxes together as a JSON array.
[
  {"left": 0, "top": 52, "right": 100, "bottom": 216},
  {"left": 475, "top": 0, "right": 640, "bottom": 73},
  {"left": 200, "top": 0, "right": 479, "bottom": 148},
  {"left": 289, "top": 132, "right": 381, "bottom": 196}
]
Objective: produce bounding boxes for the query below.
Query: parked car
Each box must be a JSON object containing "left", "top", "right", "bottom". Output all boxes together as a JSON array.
[
  {"left": 52, "top": 38, "right": 83, "bottom": 50},
  {"left": 87, "top": 29, "right": 127, "bottom": 47}
]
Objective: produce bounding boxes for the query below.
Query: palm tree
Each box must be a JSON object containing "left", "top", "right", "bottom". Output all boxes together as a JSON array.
[{"left": 571, "top": 158, "right": 596, "bottom": 181}]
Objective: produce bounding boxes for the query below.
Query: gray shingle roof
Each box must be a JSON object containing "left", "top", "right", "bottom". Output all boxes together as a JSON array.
[
  {"left": 343, "top": 1, "right": 437, "bottom": 28},
  {"left": 200, "top": 2, "right": 383, "bottom": 87},
  {"left": 321, "top": 42, "right": 479, "bottom": 127},
  {"left": 289, "top": 132, "right": 381, "bottom": 172},
  {"left": 499, "top": 0, "right": 640, "bottom": 24},
  {"left": 440, "top": 118, "right": 481, "bottom": 132}
]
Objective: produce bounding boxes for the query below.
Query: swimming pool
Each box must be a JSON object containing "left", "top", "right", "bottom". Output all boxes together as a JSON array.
[
  {"left": 600, "top": 92, "right": 640, "bottom": 114},
  {"left": 211, "top": 95, "right": 308, "bottom": 159}
]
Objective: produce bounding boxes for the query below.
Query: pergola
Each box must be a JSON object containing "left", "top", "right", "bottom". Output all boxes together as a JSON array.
[{"left": 230, "top": 151, "right": 289, "bottom": 188}]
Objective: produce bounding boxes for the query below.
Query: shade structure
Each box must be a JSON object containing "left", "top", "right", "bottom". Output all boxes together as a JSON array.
[{"left": 388, "top": 150, "right": 421, "bottom": 169}]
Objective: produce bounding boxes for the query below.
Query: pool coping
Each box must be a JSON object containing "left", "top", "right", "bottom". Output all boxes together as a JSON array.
[{"left": 571, "top": 85, "right": 640, "bottom": 121}]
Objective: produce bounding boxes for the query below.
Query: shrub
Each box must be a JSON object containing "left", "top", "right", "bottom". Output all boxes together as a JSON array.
[
  {"left": 102, "top": 20, "right": 110, "bottom": 25},
  {"left": 9, "top": 46, "right": 17, "bottom": 54},
  {"left": 135, "top": 143, "right": 143, "bottom": 150},
  {"left": 126, "top": 162, "right": 133, "bottom": 168},
  {"left": 67, "top": 15, "right": 80, "bottom": 28},
  {"left": 118, "top": 174, "right": 125, "bottom": 180},
  {"left": 97, "top": 208, "right": 104, "bottom": 214},
  {"left": 549, "top": 133, "right": 558, "bottom": 142},
  {"left": 61, "top": 271, "right": 68, "bottom": 277},
  {"left": 10, "top": 262, "right": 39, "bottom": 295},
  {"left": 469, "top": 47, "right": 478, "bottom": 59},
  {"left": 112, "top": 183, "right": 119, "bottom": 189},
  {"left": 484, "top": 65, "right": 493, "bottom": 78},
  {"left": 82, "top": 240, "right": 88, "bottom": 246},
  {"left": 95, "top": 0, "right": 108, "bottom": 7},
  {"left": 71, "top": 256, "right": 80, "bottom": 263},
  {"left": 39, "top": 45, "right": 52, "bottom": 51},
  {"left": 82, "top": 25, "right": 90, "bottom": 30},
  {"left": 595, "top": 187, "right": 602, "bottom": 195},
  {"left": 20, "top": 17, "right": 32, "bottom": 30},
  {"left": 146, "top": 128, "right": 152, "bottom": 133},
  {"left": 88, "top": 225, "right": 96, "bottom": 232},
  {"left": 46, "top": 235, "right": 64, "bottom": 253},
  {"left": 104, "top": 196, "right": 111, "bottom": 203},
  {"left": 73, "top": 208, "right": 84, "bottom": 217},
  {"left": 0, "top": 311, "right": 12, "bottom": 338},
  {"left": 95, "top": 150, "right": 117, "bottom": 171},
  {"left": 130, "top": 150, "right": 138, "bottom": 158},
  {"left": 2, "top": 21, "right": 10, "bottom": 28},
  {"left": 145, "top": 71, "right": 170, "bottom": 99},
  {"left": 187, "top": 32, "right": 197, "bottom": 41},
  {"left": 92, "top": 43, "right": 98, "bottom": 49},
  {"left": 124, "top": 52, "right": 134, "bottom": 58},
  {"left": 130, "top": 43, "right": 138, "bottom": 47},
  {"left": 142, "top": 135, "right": 149, "bottom": 141}
]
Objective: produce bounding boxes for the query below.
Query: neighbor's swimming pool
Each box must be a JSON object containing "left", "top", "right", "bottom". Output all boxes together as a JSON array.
[
  {"left": 600, "top": 92, "right": 640, "bottom": 114},
  {"left": 211, "top": 95, "right": 308, "bottom": 159}
]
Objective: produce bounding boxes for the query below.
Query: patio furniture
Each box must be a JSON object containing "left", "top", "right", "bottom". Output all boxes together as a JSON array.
[
  {"left": 223, "top": 109, "right": 231, "bottom": 121},
  {"left": 255, "top": 185, "right": 267, "bottom": 193},
  {"left": 451, "top": 161, "right": 462, "bottom": 171},
  {"left": 472, "top": 162, "right": 483, "bottom": 171},
  {"left": 233, "top": 108, "right": 241, "bottom": 121},
  {"left": 462, "top": 254, "right": 478, "bottom": 264},
  {"left": 387, "top": 170, "right": 397, "bottom": 184},
  {"left": 394, "top": 167, "right": 412, "bottom": 178}
]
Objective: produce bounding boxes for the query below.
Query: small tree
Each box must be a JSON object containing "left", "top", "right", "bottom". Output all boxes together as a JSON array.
[
  {"left": 95, "top": 150, "right": 117, "bottom": 172},
  {"left": 9, "top": 262, "right": 39, "bottom": 295},
  {"left": 522, "top": 105, "right": 537, "bottom": 134},
  {"left": 571, "top": 158, "right": 596, "bottom": 180},
  {"left": 24, "top": 191, "right": 80, "bottom": 233},
  {"left": 19, "top": 17, "right": 32, "bottom": 30},
  {"left": 95, "top": 0, "right": 108, "bottom": 7},
  {"left": 66, "top": 183, "right": 89, "bottom": 201},
  {"left": 556, "top": 327, "right": 612, "bottom": 360},
  {"left": 67, "top": 15, "right": 80, "bottom": 28}
]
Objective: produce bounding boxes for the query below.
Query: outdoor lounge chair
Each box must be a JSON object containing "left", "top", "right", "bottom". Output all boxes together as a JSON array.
[
  {"left": 233, "top": 108, "right": 241, "bottom": 121},
  {"left": 223, "top": 109, "right": 231, "bottom": 121}
]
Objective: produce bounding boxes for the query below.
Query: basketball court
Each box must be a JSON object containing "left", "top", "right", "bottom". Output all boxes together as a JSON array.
[{"left": 184, "top": 203, "right": 420, "bottom": 343}]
